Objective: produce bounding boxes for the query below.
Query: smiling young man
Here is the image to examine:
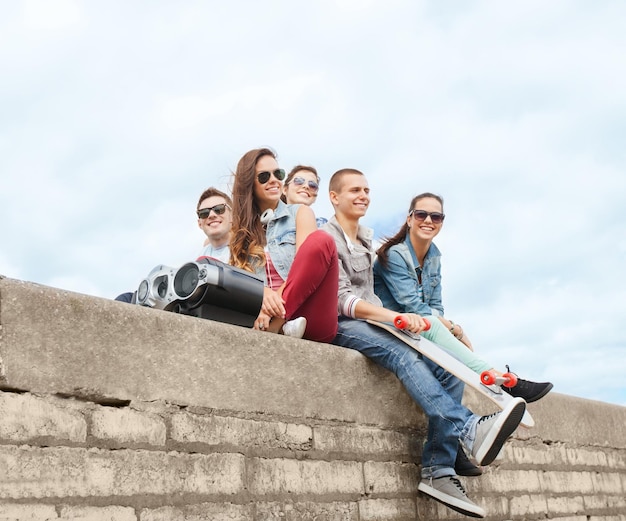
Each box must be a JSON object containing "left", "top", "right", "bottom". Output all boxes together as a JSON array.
[
  {"left": 196, "top": 187, "right": 233, "bottom": 264},
  {"left": 322, "top": 168, "right": 526, "bottom": 519},
  {"left": 114, "top": 187, "right": 233, "bottom": 303}
]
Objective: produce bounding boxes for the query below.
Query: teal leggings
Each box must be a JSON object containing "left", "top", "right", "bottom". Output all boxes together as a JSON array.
[{"left": 421, "top": 317, "right": 492, "bottom": 373}]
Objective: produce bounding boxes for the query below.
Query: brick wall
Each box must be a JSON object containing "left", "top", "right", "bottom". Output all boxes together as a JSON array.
[{"left": 1, "top": 276, "right": 625, "bottom": 521}]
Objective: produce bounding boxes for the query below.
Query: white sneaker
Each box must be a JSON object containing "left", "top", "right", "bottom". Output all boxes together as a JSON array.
[
  {"left": 282, "top": 317, "right": 307, "bottom": 339},
  {"left": 470, "top": 397, "right": 526, "bottom": 466}
]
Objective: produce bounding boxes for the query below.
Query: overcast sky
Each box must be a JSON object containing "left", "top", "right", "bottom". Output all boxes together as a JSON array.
[{"left": 2, "top": 0, "right": 625, "bottom": 407}]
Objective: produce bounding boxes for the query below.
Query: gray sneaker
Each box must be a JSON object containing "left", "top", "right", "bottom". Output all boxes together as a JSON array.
[
  {"left": 282, "top": 317, "right": 307, "bottom": 339},
  {"left": 471, "top": 397, "right": 526, "bottom": 466},
  {"left": 418, "top": 476, "right": 486, "bottom": 518}
]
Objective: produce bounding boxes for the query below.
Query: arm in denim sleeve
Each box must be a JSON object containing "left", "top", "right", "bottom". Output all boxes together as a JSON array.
[
  {"left": 381, "top": 249, "right": 435, "bottom": 316},
  {"left": 426, "top": 272, "right": 444, "bottom": 316}
]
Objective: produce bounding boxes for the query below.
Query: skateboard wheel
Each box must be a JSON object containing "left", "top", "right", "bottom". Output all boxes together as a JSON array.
[
  {"left": 480, "top": 370, "right": 497, "bottom": 386},
  {"left": 393, "top": 316, "right": 431, "bottom": 331},
  {"left": 394, "top": 316, "right": 408, "bottom": 329},
  {"left": 502, "top": 372, "right": 518, "bottom": 388}
]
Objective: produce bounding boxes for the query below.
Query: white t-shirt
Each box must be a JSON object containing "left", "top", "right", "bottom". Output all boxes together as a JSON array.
[{"left": 197, "top": 244, "right": 230, "bottom": 264}]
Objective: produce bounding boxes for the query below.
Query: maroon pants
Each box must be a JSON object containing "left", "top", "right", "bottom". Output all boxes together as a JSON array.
[{"left": 282, "top": 230, "right": 339, "bottom": 343}]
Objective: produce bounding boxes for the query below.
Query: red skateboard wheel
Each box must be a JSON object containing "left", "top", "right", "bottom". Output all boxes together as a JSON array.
[
  {"left": 393, "top": 316, "right": 430, "bottom": 331},
  {"left": 502, "top": 372, "right": 518, "bottom": 388},
  {"left": 394, "top": 316, "right": 408, "bottom": 329},
  {"left": 480, "top": 370, "right": 497, "bottom": 386}
]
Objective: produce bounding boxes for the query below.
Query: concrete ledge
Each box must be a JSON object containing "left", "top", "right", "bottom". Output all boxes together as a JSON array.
[
  {"left": 2, "top": 276, "right": 625, "bottom": 441},
  {"left": 526, "top": 392, "right": 626, "bottom": 448},
  {"left": 0, "top": 277, "right": 423, "bottom": 428}
]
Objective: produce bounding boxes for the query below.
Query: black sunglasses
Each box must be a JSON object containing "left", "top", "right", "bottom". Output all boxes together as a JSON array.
[
  {"left": 197, "top": 203, "right": 231, "bottom": 219},
  {"left": 291, "top": 176, "right": 319, "bottom": 193},
  {"left": 257, "top": 169, "right": 286, "bottom": 184},
  {"left": 410, "top": 209, "right": 445, "bottom": 224}
]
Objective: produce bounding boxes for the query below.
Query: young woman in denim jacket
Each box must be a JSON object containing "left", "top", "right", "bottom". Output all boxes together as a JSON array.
[
  {"left": 281, "top": 165, "right": 328, "bottom": 228},
  {"left": 229, "top": 148, "right": 338, "bottom": 343},
  {"left": 374, "top": 193, "right": 552, "bottom": 403}
]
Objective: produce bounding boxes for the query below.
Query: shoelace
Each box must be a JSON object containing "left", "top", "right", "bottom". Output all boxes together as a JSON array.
[
  {"left": 477, "top": 411, "right": 499, "bottom": 425},
  {"left": 505, "top": 364, "right": 520, "bottom": 378},
  {"left": 449, "top": 476, "right": 468, "bottom": 494},
  {"left": 505, "top": 365, "right": 523, "bottom": 388}
]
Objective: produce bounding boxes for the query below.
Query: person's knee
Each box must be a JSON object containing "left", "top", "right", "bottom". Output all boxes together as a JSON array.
[{"left": 307, "top": 230, "right": 337, "bottom": 258}]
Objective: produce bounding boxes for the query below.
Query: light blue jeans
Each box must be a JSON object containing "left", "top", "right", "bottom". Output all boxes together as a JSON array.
[{"left": 334, "top": 317, "right": 479, "bottom": 478}]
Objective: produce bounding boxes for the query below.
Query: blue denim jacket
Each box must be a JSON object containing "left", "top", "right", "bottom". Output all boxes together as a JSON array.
[
  {"left": 373, "top": 234, "right": 444, "bottom": 316},
  {"left": 254, "top": 200, "right": 300, "bottom": 283}
]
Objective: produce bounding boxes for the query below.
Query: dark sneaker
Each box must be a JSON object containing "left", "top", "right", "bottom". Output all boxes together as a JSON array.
[
  {"left": 455, "top": 447, "right": 482, "bottom": 477},
  {"left": 471, "top": 397, "right": 525, "bottom": 466},
  {"left": 504, "top": 377, "right": 553, "bottom": 403},
  {"left": 418, "top": 476, "right": 485, "bottom": 518}
]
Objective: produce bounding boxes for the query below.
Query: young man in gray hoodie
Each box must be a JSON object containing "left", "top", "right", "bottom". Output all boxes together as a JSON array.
[{"left": 322, "top": 168, "right": 526, "bottom": 519}]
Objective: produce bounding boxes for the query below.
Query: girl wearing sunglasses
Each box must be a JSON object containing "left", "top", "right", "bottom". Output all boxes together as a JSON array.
[
  {"left": 373, "top": 193, "right": 553, "bottom": 404},
  {"left": 281, "top": 165, "right": 328, "bottom": 227},
  {"left": 229, "top": 148, "right": 339, "bottom": 342}
]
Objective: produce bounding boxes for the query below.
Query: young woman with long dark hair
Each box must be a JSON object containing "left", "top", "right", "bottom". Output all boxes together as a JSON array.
[
  {"left": 374, "top": 193, "right": 553, "bottom": 403},
  {"left": 230, "top": 148, "right": 338, "bottom": 342}
]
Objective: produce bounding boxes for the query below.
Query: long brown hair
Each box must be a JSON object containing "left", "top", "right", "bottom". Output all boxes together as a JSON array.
[
  {"left": 229, "top": 148, "right": 276, "bottom": 272},
  {"left": 376, "top": 192, "right": 444, "bottom": 268}
]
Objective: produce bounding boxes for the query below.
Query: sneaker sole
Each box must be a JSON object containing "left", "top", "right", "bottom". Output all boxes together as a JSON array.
[
  {"left": 418, "top": 481, "right": 486, "bottom": 518},
  {"left": 475, "top": 398, "right": 526, "bottom": 466}
]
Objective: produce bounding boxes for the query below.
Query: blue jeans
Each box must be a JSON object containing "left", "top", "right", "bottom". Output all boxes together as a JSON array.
[{"left": 333, "top": 317, "right": 478, "bottom": 478}]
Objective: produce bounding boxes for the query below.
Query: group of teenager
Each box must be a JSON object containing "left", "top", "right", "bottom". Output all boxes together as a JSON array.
[{"left": 124, "top": 147, "right": 554, "bottom": 518}]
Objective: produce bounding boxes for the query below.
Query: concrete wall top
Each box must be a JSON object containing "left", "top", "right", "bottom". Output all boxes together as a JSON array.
[
  {"left": 0, "top": 276, "right": 424, "bottom": 428},
  {"left": 1, "top": 275, "right": 625, "bottom": 445}
]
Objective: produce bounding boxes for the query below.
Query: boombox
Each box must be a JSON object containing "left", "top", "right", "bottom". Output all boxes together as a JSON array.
[{"left": 133, "top": 257, "right": 263, "bottom": 328}]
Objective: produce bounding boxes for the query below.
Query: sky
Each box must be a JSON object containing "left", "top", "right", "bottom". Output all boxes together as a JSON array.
[{"left": 1, "top": 0, "right": 625, "bottom": 407}]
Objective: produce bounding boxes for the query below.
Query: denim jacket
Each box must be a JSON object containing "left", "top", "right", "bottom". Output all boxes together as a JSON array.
[
  {"left": 254, "top": 200, "right": 300, "bottom": 283},
  {"left": 373, "top": 234, "right": 444, "bottom": 316}
]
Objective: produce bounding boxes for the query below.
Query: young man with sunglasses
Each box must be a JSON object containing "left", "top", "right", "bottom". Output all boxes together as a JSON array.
[
  {"left": 322, "top": 169, "right": 526, "bottom": 519},
  {"left": 196, "top": 187, "right": 233, "bottom": 264},
  {"left": 114, "top": 187, "right": 233, "bottom": 302}
]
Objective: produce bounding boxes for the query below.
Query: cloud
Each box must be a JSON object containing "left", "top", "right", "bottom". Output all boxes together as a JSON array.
[{"left": 22, "top": 0, "right": 84, "bottom": 31}]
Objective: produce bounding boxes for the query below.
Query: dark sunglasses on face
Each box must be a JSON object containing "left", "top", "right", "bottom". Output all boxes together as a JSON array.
[
  {"left": 410, "top": 209, "right": 445, "bottom": 224},
  {"left": 197, "top": 203, "right": 231, "bottom": 219},
  {"left": 291, "top": 176, "right": 319, "bottom": 193},
  {"left": 257, "top": 169, "right": 286, "bottom": 184}
]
